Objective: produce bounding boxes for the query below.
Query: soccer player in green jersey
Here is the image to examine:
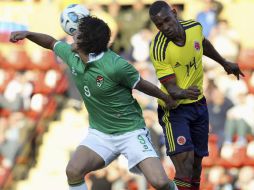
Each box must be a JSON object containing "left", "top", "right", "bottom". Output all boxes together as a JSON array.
[
  {"left": 10, "top": 16, "right": 178, "bottom": 190},
  {"left": 148, "top": 1, "right": 244, "bottom": 190}
]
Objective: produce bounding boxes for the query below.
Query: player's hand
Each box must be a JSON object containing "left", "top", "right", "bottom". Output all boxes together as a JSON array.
[
  {"left": 9, "top": 31, "right": 29, "bottom": 43},
  {"left": 183, "top": 86, "right": 201, "bottom": 100},
  {"left": 164, "top": 96, "right": 177, "bottom": 110},
  {"left": 222, "top": 61, "right": 245, "bottom": 80}
]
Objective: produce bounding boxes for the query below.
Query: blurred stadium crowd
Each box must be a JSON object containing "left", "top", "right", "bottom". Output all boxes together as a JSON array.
[{"left": 0, "top": 0, "right": 254, "bottom": 190}]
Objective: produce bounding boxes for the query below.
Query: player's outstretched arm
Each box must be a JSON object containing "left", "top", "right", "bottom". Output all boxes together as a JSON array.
[
  {"left": 10, "top": 31, "right": 57, "bottom": 50},
  {"left": 134, "top": 78, "right": 177, "bottom": 109},
  {"left": 202, "top": 38, "right": 244, "bottom": 80}
]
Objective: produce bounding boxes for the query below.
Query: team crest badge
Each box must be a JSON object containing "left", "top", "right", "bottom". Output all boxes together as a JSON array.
[
  {"left": 194, "top": 41, "right": 200, "bottom": 51},
  {"left": 177, "top": 136, "right": 186, "bottom": 145},
  {"left": 96, "top": 76, "right": 104, "bottom": 87}
]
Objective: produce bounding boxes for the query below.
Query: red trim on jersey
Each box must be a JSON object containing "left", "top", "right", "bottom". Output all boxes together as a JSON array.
[{"left": 159, "top": 74, "right": 175, "bottom": 83}]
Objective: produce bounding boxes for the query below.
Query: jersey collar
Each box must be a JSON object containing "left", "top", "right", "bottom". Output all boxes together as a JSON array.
[{"left": 87, "top": 52, "right": 104, "bottom": 63}]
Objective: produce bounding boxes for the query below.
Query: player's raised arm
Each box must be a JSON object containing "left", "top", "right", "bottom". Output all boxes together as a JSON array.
[
  {"left": 134, "top": 78, "right": 177, "bottom": 109},
  {"left": 9, "top": 31, "right": 57, "bottom": 50},
  {"left": 202, "top": 38, "right": 244, "bottom": 80}
]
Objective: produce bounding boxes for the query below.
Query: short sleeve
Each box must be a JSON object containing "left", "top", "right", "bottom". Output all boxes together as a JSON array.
[
  {"left": 53, "top": 41, "right": 76, "bottom": 66},
  {"left": 198, "top": 22, "right": 205, "bottom": 41},
  {"left": 152, "top": 60, "right": 175, "bottom": 84},
  {"left": 114, "top": 57, "right": 140, "bottom": 89}
]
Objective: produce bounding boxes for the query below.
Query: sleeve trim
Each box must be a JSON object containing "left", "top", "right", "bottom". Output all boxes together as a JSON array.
[
  {"left": 53, "top": 41, "right": 61, "bottom": 51},
  {"left": 159, "top": 74, "right": 175, "bottom": 83},
  {"left": 132, "top": 74, "right": 141, "bottom": 89}
]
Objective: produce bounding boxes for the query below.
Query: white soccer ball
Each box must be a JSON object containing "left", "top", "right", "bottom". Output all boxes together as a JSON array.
[{"left": 60, "top": 4, "right": 89, "bottom": 36}]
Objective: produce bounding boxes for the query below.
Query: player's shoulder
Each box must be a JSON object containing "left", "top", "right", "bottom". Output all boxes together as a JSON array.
[
  {"left": 54, "top": 40, "right": 71, "bottom": 48},
  {"left": 104, "top": 49, "right": 129, "bottom": 69},
  {"left": 151, "top": 32, "right": 170, "bottom": 62},
  {"left": 179, "top": 19, "right": 202, "bottom": 30},
  {"left": 104, "top": 49, "right": 123, "bottom": 63},
  {"left": 53, "top": 40, "right": 72, "bottom": 53}
]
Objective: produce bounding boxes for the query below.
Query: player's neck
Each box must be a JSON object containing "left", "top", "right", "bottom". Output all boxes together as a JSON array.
[{"left": 79, "top": 53, "right": 89, "bottom": 64}]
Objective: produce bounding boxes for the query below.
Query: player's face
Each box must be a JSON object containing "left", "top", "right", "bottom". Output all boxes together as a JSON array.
[
  {"left": 71, "top": 30, "right": 80, "bottom": 53},
  {"left": 151, "top": 7, "right": 178, "bottom": 38}
]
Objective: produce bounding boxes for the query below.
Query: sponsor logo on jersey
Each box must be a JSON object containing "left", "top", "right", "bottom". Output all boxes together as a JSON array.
[
  {"left": 96, "top": 76, "right": 104, "bottom": 87},
  {"left": 177, "top": 136, "right": 186, "bottom": 145},
  {"left": 194, "top": 41, "right": 200, "bottom": 51}
]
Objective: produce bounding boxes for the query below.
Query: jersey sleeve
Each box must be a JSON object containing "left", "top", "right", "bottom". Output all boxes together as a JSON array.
[
  {"left": 114, "top": 57, "right": 140, "bottom": 89},
  {"left": 53, "top": 41, "right": 76, "bottom": 67},
  {"left": 198, "top": 22, "right": 205, "bottom": 41},
  {"left": 152, "top": 59, "right": 175, "bottom": 84},
  {"left": 150, "top": 35, "right": 175, "bottom": 84}
]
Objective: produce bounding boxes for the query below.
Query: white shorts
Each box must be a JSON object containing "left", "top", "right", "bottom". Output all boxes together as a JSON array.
[{"left": 79, "top": 127, "right": 158, "bottom": 174}]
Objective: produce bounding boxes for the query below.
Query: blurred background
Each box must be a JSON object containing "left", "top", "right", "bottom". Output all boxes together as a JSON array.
[{"left": 0, "top": 0, "right": 254, "bottom": 190}]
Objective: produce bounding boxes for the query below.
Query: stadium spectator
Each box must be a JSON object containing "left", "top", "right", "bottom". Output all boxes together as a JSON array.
[
  {"left": 196, "top": 0, "right": 223, "bottom": 38},
  {"left": 130, "top": 28, "right": 153, "bottom": 62},
  {"left": 114, "top": 0, "right": 150, "bottom": 57},
  {"left": 89, "top": 169, "right": 113, "bottom": 190},
  {"left": 9, "top": 16, "right": 178, "bottom": 190},
  {"left": 90, "top": 3, "right": 118, "bottom": 46},
  {"left": 143, "top": 109, "right": 165, "bottom": 158},
  {"left": 0, "top": 72, "right": 33, "bottom": 112},
  {"left": 247, "top": 71, "right": 254, "bottom": 94},
  {"left": 207, "top": 166, "right": 234, "bottom": 190},
  {"left": 224, "top": 93, "right": 254, "bottom": 146},
  {"left": 236, "top": 166, "right": 254, "bottom": 189},
  {"left": 107, "top": 1, "right": 122, "bottom": 53},
  {"left": 209, "top": 19, "right": 241, "bottom": 62},
  {"left": 204, "top": 19, "right": 241, "bottom": 72},
  {"left": 207, "top": 85, "right": 234, "bottom": 148},
  {"left": 148, "top": 1, "right": 244, "bottom": 189},
  {"left": 0, "top": 112, "right": 31, "bottom": 168}
]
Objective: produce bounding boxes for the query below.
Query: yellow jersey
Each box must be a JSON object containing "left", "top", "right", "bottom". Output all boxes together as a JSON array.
[{"left": 150, "top": 20, "right": 204, "bottom": 106}]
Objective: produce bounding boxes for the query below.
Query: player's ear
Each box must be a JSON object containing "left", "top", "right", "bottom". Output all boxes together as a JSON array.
[{"left": 172, "top": 9, "right": 177, "bottom": 18}]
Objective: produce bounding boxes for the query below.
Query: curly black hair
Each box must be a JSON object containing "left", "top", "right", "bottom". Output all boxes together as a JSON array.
[
  {"left": 77, "top": 15, "right": 111, "bottom": 55},
  {"left": 149, "top": 1, "right": 170, "bottom": 17}
]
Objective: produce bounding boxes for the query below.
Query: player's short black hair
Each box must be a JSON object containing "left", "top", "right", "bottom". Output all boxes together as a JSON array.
[
  {"left": 77, "top": 15, "right": 111, "bottom": 55},
  {"left": 149, "top": 1, "right": 170, "bottom": 17}
]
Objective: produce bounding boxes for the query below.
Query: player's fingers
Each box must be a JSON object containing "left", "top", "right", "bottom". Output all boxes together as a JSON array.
[
  {"left": 9, "top": 34, "right": 15, "bottom": 41},
  {"left": 189, "top": 96, "right": 199, "bottom": 100},
  {"left": 227, "top": 70, "right": 232, "bottom": 75},
  {"left": 188, "top": 86, "right": 200, "bottom": 92},
  {"left": 193, "top": 90, "right": 201, "bottom": 96},
  {"left": 188, "top": 90, "right": 200, "bottom": 95},
  {"left": 234, "top": 70, "right": 244, "bottom": 80},
  {"left": 10, "top": 33, "right": 18, "bottom": 42},
  {"left": 9, "top": 38, "right": 18, "bottom": 43},
  {"left": 189, "top": 91, "right": 201, "bottom": 97},
  {"left": 240, "top": 71, "right": 245, "bottom": 77},
  {"left": 187, "top": 93, "right": 199, "bottom": 100}
]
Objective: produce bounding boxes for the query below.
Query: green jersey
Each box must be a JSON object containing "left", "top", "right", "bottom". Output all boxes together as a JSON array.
[{"left": 54, "top": 41, "right": 145, "bottom": 134}]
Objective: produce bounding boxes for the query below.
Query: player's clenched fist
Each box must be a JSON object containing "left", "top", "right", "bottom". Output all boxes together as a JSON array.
[{"left": 9, "top": 31, "right": 29, "bottom": 43}]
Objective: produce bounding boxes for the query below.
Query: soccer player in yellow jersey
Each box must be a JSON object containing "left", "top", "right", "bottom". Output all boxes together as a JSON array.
[{"left": 149, "top": 1, "right": 244, "bottom": 190}]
